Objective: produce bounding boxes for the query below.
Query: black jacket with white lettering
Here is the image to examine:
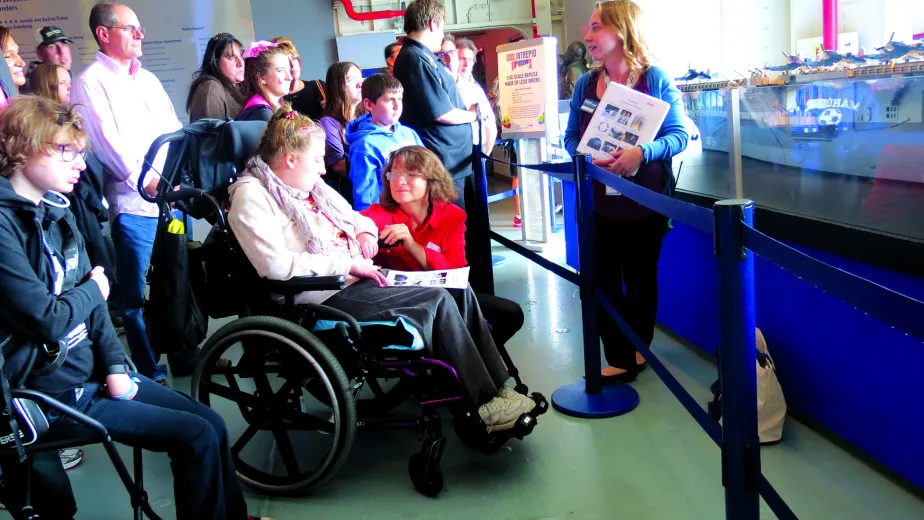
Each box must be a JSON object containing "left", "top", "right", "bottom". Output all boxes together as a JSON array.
[{"left": 0, "top": 177, "right": 128, "bottom": 395}]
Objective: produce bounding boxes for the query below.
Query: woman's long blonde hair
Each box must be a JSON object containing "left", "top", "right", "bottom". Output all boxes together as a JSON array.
[{"left": 593, "top": 1, "right": 653, "bottom": 74}]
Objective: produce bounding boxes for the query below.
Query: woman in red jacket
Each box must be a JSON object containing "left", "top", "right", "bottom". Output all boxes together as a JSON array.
[{"left": 361, "top": 146, "right": 524, "bottom": 348}]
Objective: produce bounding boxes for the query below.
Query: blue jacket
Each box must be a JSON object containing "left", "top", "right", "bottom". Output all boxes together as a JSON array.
[
  {"left": 563, "top": 66, "right": 688, "bottom": 165},
  {"left": 346, "top": 113, "right": 423, "bottom": 210}
]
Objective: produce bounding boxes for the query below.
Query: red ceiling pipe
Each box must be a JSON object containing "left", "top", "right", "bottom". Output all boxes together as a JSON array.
[
  {"left": 822, "top": 0, "right": 838, "bottom": 51},
  {"left": 341, "top": 0, "right": 404, "bottom": 21},
  {"left": 530, "top": 0, "right": 539, "bottom": 37}
]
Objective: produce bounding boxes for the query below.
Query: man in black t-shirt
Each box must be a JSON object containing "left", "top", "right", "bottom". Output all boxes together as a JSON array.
[{"left": 394, "top": 0, "right": 483, "bottom": 211}]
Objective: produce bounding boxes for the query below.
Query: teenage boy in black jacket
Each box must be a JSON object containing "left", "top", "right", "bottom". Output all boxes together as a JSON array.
[{"left": 0, "top": 97, "right": 270, "bottom": 520}]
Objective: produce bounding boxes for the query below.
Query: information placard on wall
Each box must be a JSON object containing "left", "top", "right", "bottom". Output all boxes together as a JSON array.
[
  {"left": 496, "top": 37, "right": 559, "bottom": 140},
  {"left": 0, "top": 0, "right": 255, "bottom": 123}
]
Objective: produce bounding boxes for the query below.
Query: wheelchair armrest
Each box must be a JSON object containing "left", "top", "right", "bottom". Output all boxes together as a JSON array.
[
  {"left": 256, "top": 275, "right": 347, "bottom": 295},
  {"left": 298, "top": 303, "right": 362, "bottom": 339},
  {"left": 10, "top": 389, "right": 108, "bottom": 439}
]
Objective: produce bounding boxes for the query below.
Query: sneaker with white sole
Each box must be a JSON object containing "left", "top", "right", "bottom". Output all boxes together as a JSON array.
[
  {"left": 478, "top": 393, "right": 535, "bottom": 433},
  {"left": 497, "top": 386, "right": 532, "bottom": 403},
  {"left": 59, "top": 448, "right": 84, "bottom": 471}
]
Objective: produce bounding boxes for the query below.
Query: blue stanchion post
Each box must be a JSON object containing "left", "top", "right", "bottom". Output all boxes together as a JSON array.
[
  {"left": 551, "top": 153, "right": 640, "bottom": 418},
  {"left": 714, "top": 199, "right": 760, "bottom": 520},
  {"left": 472, "top": 143, "right": 495, "bottom": 295}
]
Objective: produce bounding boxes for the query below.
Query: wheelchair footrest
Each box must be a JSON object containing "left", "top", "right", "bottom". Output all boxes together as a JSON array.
[{"left": 453, "top": 392, "right": 548, "bottom": 454}]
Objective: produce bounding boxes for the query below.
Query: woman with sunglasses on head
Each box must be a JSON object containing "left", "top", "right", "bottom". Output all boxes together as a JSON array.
[
  {"left": 360, "top": 146, "right": 525, "bottom": 354},
  {"left": 563, "top": 0, "right": 688, "bottom": 383},
  {"left": 187, "top": 32, "right": 246, "bottom": 122},
  {"left": 0, "top": 96, "right": 272, "bottom": 520},
  {"left": 235, "top": 40, "right": 293, "bottom": 122}
]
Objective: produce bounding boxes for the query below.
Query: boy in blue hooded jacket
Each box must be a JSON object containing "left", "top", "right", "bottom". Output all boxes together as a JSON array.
[{"left": 346, "top": 73, "right": 423, "bottom": 210}]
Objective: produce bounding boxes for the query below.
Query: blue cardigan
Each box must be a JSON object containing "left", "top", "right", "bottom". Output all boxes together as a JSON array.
[{"left": 563, "top": 66, "right": 688, "bottom": 165}]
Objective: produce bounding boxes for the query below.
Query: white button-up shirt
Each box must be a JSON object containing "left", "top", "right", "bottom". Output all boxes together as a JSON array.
[
  {"left": 456, "top": 74, "right": 495, "bottom": 146},
  {"left": 72, "top": 51, "right": 181, "bottom": 219}
]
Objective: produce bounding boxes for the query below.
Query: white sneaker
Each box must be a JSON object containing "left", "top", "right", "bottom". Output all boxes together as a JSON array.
[
  {"left": 497, "top": 386, "right": 534, "bottom": 405},
  {"left": 478, "top": 393, "right": 534, "bottom": 433},
  {"left": 59, "top": 448, "right": 84, "bottom": 471}
]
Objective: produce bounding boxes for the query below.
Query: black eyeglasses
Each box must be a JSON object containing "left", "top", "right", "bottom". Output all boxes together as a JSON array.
[{"left": 46, "top": 143, "right": 89, "bottom": 162}]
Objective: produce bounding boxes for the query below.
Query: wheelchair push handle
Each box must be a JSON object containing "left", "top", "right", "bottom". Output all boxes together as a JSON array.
[{"left": 138, "top": 131, "right": 187, "bottom": 204}]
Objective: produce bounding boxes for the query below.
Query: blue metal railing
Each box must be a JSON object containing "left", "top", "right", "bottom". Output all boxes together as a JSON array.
[{"left": 469, "top": 145, "right": 924, "bottom": 520}]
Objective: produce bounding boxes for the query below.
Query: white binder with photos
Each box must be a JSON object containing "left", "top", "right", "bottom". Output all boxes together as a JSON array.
[{"left": 576, "top": 81, "right": 670, "bottom": 179}]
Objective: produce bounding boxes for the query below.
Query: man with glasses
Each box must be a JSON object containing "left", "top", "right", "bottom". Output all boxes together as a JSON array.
[
  {"left": 455, "top": 38, "right": 496, "bottom": 156},
  {"left": 72, "top": 2, "right": 188, "bottom": 385},
  {"left": 438, "top": 34, "right": 459, "bottom": 81}
]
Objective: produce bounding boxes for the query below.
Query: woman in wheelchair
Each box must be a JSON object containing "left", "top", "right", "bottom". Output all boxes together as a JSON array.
[
  {"left": 0, "top": 97, "right": 269, "bottom": 520},
  {"left": 227, "top": 107, "right": 537, "bottom": 431},
  {"left": 360, "top": 145, "right": 526, "bottom": 351}
]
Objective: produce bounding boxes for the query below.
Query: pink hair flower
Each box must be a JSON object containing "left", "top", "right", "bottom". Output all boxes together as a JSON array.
[{"left": 243, "top": 40, "right": 279, "bottom": 59}]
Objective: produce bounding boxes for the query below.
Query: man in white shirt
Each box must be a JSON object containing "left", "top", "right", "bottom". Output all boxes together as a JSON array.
[
  {"left": 71, "top": 2, "right": 184, "bottom": 383},
  {"left": 455, "top": 38, "right": 497, "bottom": 155}
]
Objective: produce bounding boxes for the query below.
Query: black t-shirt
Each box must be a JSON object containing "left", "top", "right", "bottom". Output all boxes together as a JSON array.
[
  {"left": 394, "top": 37, "right": 473, "bottom": 179},
  {"left": 286, "top": 79, "right": 326, "bottom": 121}
]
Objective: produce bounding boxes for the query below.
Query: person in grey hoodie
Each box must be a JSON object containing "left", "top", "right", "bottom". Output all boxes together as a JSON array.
[{"left": 345, "top": 73, "right": 422, "bottom": 210}]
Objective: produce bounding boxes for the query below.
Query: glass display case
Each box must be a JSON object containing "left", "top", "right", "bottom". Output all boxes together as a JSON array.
[{"left": 675, "top": 63, "right": 924, "bottom": 242}]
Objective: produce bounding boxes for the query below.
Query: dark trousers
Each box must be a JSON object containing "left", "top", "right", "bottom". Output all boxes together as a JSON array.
[
  {"left": 325, "top": 280, "right": 509, "bottom": 405},
  {"left": 0, "top": 450, "right": 77, "bottom": 519},
  {"left": 0, "top": 376, "right": 248, "bottom": 520},
  {"left": 453, "top": 173, "right": 491, "bottom": 294},
  {"left": 593, "top": 213, "right": 669, "bottom": 371},
  {"left": 476, "top": 292, "right": 524, "bottom": 348}
]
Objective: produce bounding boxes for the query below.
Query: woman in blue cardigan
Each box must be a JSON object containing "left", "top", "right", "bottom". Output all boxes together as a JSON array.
[{"left": 564, "top": 0, "right": 688, "bottom": 383}]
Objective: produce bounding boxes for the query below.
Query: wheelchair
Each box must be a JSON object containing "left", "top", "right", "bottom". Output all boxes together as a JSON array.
[{"left": 141, "top": 121, "right": 549, "bottom": 498}]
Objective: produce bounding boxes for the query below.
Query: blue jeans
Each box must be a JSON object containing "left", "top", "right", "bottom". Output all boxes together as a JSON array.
[
  {"left": 111, "top": 214, "right": 198, "bottom": 379},
  {"left": 31, "top": 376, "right": 247, "bottom": 520}
]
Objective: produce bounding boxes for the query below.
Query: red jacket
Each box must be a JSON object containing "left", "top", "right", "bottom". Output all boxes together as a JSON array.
[{"left": 361, "top": 201, "right": 467, "bottom": 271}]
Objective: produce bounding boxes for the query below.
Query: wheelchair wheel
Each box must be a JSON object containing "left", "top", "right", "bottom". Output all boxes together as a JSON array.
[
  {"left": 192, "top": 316, "right": 357, "bottom": 496},
  {"left": 409, "top": 452, "right": 444, "bottom": 497}
]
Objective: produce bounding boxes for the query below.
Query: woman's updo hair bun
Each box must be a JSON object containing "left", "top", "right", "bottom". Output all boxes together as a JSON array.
[{"left": 257, "top": 105, "right": 326, "bottom": 163}]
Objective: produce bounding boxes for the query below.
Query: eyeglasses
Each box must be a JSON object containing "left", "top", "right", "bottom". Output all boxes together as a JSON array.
[
  {"left": 106, "top": 25, "right": 146, "bottom": 37},
  {"left": 46, "top": 143, "right": 89, "bottom": 162},
  {"left": 385, "top": 171, "right": 424, "bottom": 181}
]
